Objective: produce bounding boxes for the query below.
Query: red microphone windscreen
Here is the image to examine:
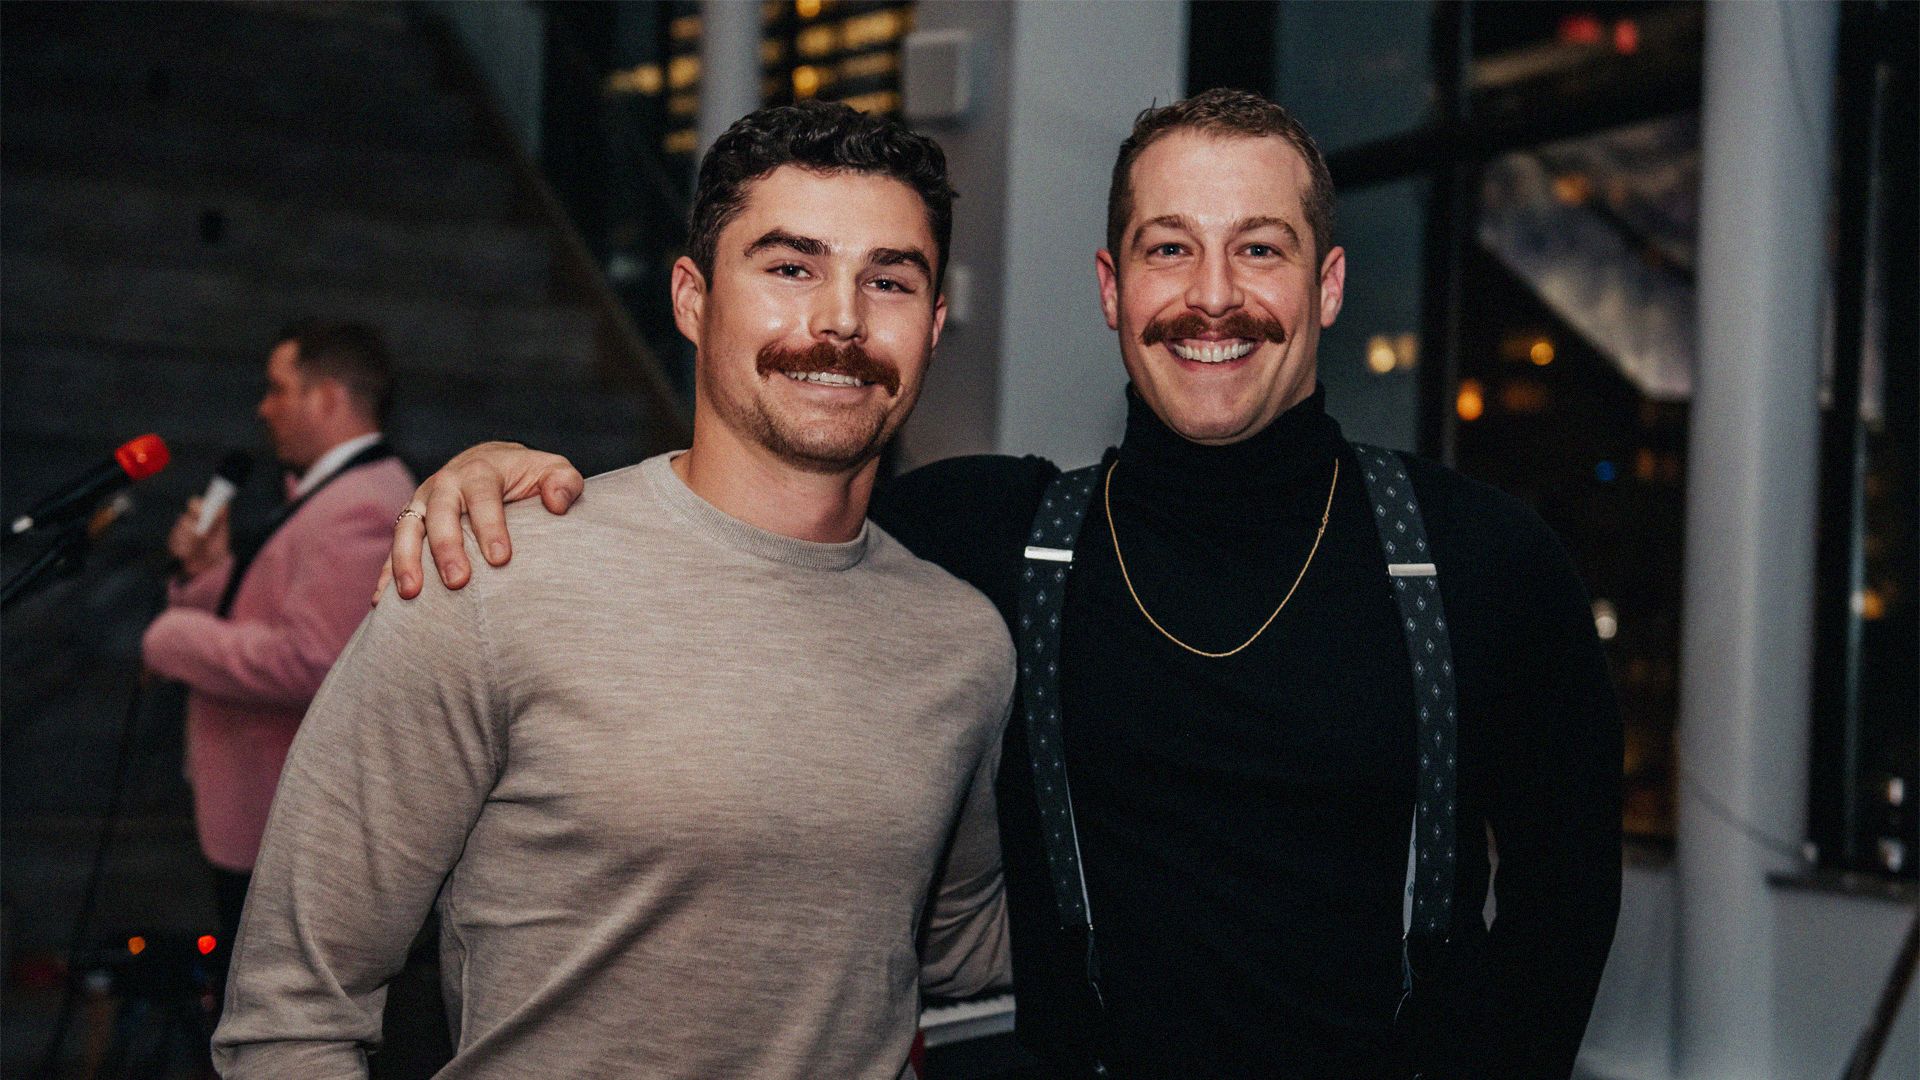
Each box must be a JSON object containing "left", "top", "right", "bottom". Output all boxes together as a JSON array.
[{"left": 115, "top": 434, "right": 170, "bottom": 480}]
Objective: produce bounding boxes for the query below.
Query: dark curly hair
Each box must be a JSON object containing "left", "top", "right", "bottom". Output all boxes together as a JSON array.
[
  {"left": 1107, "top": 89, "right": 1334, "bottom": 265},
  {"left": 688, "top": 101, "right": 956, "bottom": 290}
]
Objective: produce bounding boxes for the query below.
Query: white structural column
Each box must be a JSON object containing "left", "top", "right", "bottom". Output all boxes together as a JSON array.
[
  {"left": 896, "top": 1, "right": 1186, "bottom": 469},
  {"left": 1674, "top": 3, "right": 1838, "bottom": 1077},
  {"left": 697, "top": 0, "right": 762, "bottom": 154},
  {"left": 991, "top": 1, "right": 1186, "bottom": 465}
]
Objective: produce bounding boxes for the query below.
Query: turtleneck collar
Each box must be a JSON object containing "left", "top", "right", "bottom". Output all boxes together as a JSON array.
[{"left": 1112, "top": 383, "right": 1347, "bottom": 517}]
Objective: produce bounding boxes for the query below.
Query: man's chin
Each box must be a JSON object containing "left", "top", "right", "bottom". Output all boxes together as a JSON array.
[
  {"left": 757, "top": 418, "right": 891, "bottom": 475},
  {"left": 766, "top": 440, "right": 884, "bottom": 475},
  {"left": 1155, "top": 398, "right": 1270, "bottom": 445}
]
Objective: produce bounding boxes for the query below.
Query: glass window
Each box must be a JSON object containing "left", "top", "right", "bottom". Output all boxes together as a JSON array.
[
  {"left": 1275, "top": 0, "right": 1436, "bottom": 155},
  {"left": 1466, "top": 114, "right": 1699, "bottom": 838},
  {"left": 1808, "top": 9, "right": 1917, "bottom": 877},
  {"left": 1259, "top": 1, "right": 1704, "bottom": 839}
]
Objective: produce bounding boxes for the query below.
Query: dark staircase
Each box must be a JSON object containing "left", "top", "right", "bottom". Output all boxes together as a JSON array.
[{"left": 0, "top": 2, "right": 685, "bottom": 1069}]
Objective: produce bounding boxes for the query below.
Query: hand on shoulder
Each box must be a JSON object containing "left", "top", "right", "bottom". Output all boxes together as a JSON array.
[{"left": 378, "top": 442, "right": 583, "bottom": 606}]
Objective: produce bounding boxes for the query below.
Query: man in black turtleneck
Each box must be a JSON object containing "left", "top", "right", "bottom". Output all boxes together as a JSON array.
[{"left": 385, "top": 90, "right": 1621, "bottom": 1079}]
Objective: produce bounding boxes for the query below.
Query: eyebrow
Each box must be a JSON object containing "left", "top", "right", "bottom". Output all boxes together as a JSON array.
[
  {"left": 868, "top": 246, "right": 933, "bottom": 280},
  {"left": 744, "top": 229, "right": 828, "bottom": 259},
  {"left": 744, "top": 231, "right": 932, "bottom": 280},
  {"left": 1237, "top": 215, "right": 1303, "bottom": 251},
  {"left": 1132, "top": 214, "right": 1302, "bottom": 251},
  {"left": 1132, "top": 215, "right": 1194, "bottom": 249}
]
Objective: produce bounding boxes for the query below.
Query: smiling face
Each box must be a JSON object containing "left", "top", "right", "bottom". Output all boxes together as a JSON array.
[
  {"left": 675, "top": 165, "right": 946, "bottom": 475},
  {"left": 1097, "top": 131, "right": 1346, "bottom": 445}
]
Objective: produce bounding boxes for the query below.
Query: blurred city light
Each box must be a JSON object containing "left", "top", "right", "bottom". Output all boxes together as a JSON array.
[
  {"left": 1499, "top": 379, "right": 1551, "bottom": 413},
  {"left": 668, "top": 55, "right": 701, "bottom": 90},
  {"left": 1457, "top": 379, "right": 1486, "bottom": 422},
  {"left": 604, "top": 63, "right": 664, "bottom": 96},
  {"left": 1557, "top": 13, "right": 1604, "bottom": 46},
  {"left": 1552, "top": 173, "right": 1593, "bottom": 206},
  {"left": 1366, "top": 332, "right": 1421, "bottom": 374},
  {"left": 1852, "top": 588, "right": 1888, "bottom": 621},
  {"left": 1367, "top": 335, "right": 1398, "bottom": 374},
  {"left": 1613, "top": 19, "right": 1641, "bottom": 55},
  {"left": 1593, "top": 599, "right": 1619, "bottom": 641}
]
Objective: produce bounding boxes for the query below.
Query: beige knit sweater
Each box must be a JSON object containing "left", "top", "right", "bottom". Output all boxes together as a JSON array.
[{"left": 215, "top": 453, "right": 1015, "bottom": 1079}]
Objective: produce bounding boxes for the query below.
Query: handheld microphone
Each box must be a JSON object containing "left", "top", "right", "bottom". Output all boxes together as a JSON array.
[
  {"left": 9, "top": 434, "right": 171, "bottom": 536},
  {"left": 194, "top": 451, "right": 255, "bottom": 536},
  {"left": 89, "top": 492, "right": 136, "bottom": 542}
]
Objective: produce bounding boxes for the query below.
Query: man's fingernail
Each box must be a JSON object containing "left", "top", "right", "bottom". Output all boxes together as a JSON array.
[{"left": 488, "top": 542, "right": 508, "bottom": 562}]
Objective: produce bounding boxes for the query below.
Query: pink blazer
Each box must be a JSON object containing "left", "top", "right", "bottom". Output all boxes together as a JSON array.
[{"left": 144, "top": 457, "right": 415, "bottom": 870}]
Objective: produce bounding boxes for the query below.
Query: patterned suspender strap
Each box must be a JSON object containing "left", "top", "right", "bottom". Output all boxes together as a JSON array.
[
  {"left": 1017, "top": 460, "right": 1107, "bottom": 1007},
  {"left": 1350, "top": 444, "right": 1460, "bottom": 1004}
]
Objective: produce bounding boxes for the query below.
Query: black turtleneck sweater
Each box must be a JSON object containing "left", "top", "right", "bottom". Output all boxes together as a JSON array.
[{"left": 874, "top": 387, "right": 1621, "bottom": 1079}]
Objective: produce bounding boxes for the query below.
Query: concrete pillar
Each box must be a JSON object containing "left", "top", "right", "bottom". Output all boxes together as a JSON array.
[
  {"left": 897, "top": 1, "right": 1186, "bottom": 469},
  {"left": 1674, "top": 3, "right": 1838, "bottom": 1077},
  {"left": 697, "top": 0, "right": 762, "bottom": 154}
]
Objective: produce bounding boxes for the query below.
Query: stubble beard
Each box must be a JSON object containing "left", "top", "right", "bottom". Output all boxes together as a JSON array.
[{"left": 721, "top": 340, "right": 906, "bottom": 474}]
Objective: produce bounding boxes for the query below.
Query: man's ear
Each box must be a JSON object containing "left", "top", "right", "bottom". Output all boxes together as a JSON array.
[
  {"left": 929, "top": 292, "right": 948, "bottom": 353},
  {"left": 1317, "top": 246, "right": 1347, "bottom": 329},
  {"left": 671, "top": 256, "right": 707, "bottom": 348},
  {"left": 1095, "top": 249, "right": 1121, "bottom": 332},
  {"left": 312, "top": 377, "right": 353, "bottom": 422}
]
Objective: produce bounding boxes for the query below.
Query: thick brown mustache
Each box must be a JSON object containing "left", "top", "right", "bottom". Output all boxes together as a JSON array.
[
  {"left": 756, "top": 340, "right": 902, "bottom": 396},
  {"left": 1140, "top": 311, "right": 1287, "bottom": 347}
]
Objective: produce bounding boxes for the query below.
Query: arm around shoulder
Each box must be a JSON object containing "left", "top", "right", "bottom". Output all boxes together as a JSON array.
[{"left": 873, "top": 455, "right": 1056, "bottom": 594}]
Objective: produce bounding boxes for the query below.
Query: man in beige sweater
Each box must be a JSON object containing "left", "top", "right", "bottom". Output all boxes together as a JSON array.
[{"left": 214, "top": 102, "right": 1014, "bottom": 1079}]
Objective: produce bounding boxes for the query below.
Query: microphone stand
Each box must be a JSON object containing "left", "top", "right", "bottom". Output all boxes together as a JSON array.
[
  {"left": 1, "top": 520, "right": 94, "bottom": 611},
  {"left": 4, "top": 497, "right": 206, "bottom": 1075}
]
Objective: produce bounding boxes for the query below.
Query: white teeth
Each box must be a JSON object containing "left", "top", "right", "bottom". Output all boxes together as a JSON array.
[
  {"left": 1169, "top": 340, "right": 1256, "bottom": 364},
  {"left": 785, "top": 371, "right": 866, "bottom": 387}
]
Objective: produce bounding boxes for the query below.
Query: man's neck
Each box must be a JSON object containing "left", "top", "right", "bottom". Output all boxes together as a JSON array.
[
  {"left": 672, "top": 432, "right": 875, "bottom": 544},
  {"left": 292, "top": 429, "right": 382, "bottom": 497}
]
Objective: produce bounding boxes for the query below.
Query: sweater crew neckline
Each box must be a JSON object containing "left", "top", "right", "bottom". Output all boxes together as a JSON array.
[{"left": 642, "top": 453, "right": 871, "bottom": 571}]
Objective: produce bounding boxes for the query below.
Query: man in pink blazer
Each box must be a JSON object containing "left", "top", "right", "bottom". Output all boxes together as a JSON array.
[{"left": 144, "top": 320, "right": 415, "bottom": 945}]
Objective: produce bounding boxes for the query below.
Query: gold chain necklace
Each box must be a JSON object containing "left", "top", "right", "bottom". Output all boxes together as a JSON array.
[{"left": 1104, "top": 457, "right": 1338, "bottom": 659}]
